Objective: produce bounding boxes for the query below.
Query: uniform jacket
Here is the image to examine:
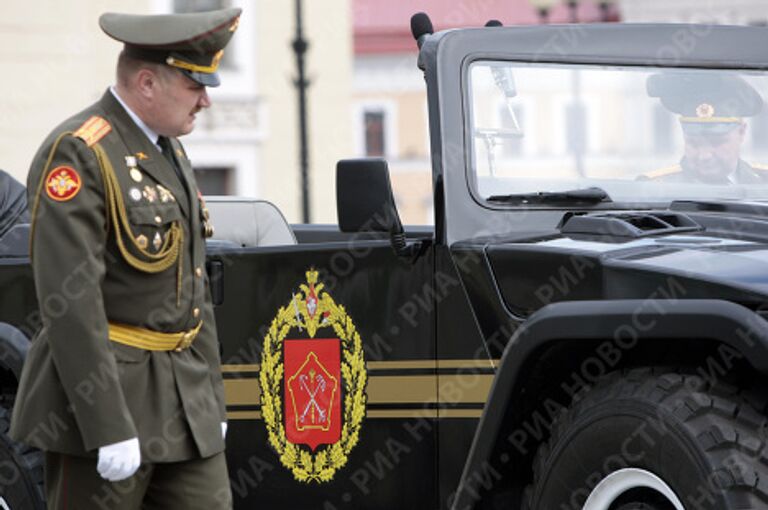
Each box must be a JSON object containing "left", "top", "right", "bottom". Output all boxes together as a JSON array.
[
  {"left": 10, "top": 90, "right": 226, "bottom": 462},
  {"left": 641, "top": 158, "right": 768, "bottom": 184}
]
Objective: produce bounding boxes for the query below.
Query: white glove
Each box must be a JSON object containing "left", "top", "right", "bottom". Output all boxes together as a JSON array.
[
  {"left": 97, "top": 437, "right": 141, "bottom": 482},
  {"left": 221, "top": 421, "right": 228, "bottom": 439}
]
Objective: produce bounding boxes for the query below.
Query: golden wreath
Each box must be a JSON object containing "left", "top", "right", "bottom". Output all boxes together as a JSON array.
[{"left": 259, "top": 270, "right": 367, "bottom": 482}]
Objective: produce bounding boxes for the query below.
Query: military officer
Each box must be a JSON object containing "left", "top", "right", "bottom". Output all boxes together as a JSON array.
[
  {"left": 641, "top": 72, "right": 768, "bottom": 184},
  {"left": 0, "top": 170, "right": 28, "bottom": 239},
  {"left": 10, "top": 8, "right": 241, "bottom": 509}
]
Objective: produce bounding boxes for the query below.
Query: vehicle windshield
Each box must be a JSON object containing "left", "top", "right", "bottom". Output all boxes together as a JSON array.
[{"left": 469, "top": 62, "right": 768, "bottom": 204}]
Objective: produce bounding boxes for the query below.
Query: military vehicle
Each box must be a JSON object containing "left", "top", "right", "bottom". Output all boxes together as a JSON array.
[{"left": 2, "top": 12, "right": 768, "bottom": 510}]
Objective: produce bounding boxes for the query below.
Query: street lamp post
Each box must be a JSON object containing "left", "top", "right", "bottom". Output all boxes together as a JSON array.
[
  {"left": 566, "top": 0, "right": 579, "bottom": 23},
  {"left": 529, "top": 0, "right": 559, "bottom": 24},
  {"left": 598, "top": 0, "right": 616, "bottom": 22},
  {"left": 293, "top": 0, "right": 311, "bottom": 224}
]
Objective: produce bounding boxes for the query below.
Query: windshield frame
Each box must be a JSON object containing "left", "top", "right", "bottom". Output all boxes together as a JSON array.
[{"left": 461, "top": 55, "right": 768, "bottom": 212}]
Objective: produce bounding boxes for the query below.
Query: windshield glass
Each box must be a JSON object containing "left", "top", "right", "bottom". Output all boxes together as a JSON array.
[{"left": 469, "top": 62, "right": 768, "bottom": 203}]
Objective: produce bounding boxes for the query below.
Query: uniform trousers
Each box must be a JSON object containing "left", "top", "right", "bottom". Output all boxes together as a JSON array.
[{"left": 45, "top": 451, "right": 232, "bottom": 510}]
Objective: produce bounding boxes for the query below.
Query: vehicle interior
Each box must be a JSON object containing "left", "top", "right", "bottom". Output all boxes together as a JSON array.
[{"left": 0, "top": 194, "right": 433, "bottom": 258}]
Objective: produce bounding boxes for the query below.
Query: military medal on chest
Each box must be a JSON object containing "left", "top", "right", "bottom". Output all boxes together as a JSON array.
[
  {"left": 143, "top": 185, "right": 159, "bottom": 203},
  {"left": 125, "top": 155, "right": 143, "bottom": 183}
]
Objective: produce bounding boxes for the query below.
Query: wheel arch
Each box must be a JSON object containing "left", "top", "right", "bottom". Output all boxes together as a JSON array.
[
  {"left": 0, "top": 322, "right": 30, "bottom": 385},
  {"left": 450, "top": 299, "right": 768, "bottom": 510}
]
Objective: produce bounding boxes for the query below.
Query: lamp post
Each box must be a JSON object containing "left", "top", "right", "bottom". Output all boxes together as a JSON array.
[
  {"left": 598, "top": 0, "right": 616, "bottom": 22},
  {"left": 293, "top": 0, "right": 311, "bottom": 223},
  {"left": 529, "top": 0, "right": 559, "bottom": 24},
  {"left": 566, "top": 0, "right": 579, "bottom": 23}
]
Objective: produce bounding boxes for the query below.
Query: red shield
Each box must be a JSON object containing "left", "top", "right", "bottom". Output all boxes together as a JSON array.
[{"left": 284, "top": 339, "right": 341, "bottom": 451}]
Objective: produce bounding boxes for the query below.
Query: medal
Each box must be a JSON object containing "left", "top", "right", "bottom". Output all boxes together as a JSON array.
[
  {"left": 136, "top": 235, "right": 148, "bottom": 249},
  {"left": 143, "top": 185, "right": 158, "bottom": 203},
  {"left": 130, "top": 168, "right": 143, "bottom": 182},
  {"left": 153, "top": 232, "right": 162, "bottom": 251},
  {"left": 129, "top": 188, "right": 142, "bottom": 202}
]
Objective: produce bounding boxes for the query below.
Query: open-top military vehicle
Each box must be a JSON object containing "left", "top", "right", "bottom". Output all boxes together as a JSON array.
[{"left": 2, "top": 12, "right": 768, "bottom": 510}]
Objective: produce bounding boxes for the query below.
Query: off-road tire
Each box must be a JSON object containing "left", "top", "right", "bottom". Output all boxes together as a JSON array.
[
  {"left": 0, "top": 406, "right": 45, "bottom": 510},
  {"left": 523, "top": 368, "right": 768, "bottom": 509}
]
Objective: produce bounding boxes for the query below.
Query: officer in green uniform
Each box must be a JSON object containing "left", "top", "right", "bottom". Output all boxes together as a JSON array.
[
  {"left": 641, "top": 72, "right": 768, "bottom": 184},
  {"left": 10, "top": 8, "right": 241, "bottom": 509}
]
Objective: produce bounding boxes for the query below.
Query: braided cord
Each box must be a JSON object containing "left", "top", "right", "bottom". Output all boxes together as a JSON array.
[{"left": 93, "top": 144, "right": 185, "bottom": 306}]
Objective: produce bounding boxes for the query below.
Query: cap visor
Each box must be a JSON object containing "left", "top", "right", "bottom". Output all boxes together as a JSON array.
[
  {"left": 681, "top": 122, "right": 740, "bottom": 136},
  {"left": 181, "top": 69, "right": 220, "bottom": 87}
]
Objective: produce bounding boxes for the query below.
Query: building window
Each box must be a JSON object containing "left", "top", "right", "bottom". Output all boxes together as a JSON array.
[
  {"left": 364, "top": 110, "right": 386, "bottom": 157},
  {"left": 565, "top": 102, "right": 588, "bottom": 155},
  {"left": 653, "top": 104, "right": 675, "bottom": 154},
  {"left": 499, "top": 103, "right": 525, "bottom": 157},
  {"left": 194, "top": 167, "right": 234, "bottom": 195}
]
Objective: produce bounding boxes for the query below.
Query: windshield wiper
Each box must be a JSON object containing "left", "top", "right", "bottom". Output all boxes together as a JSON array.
[{"left": 488, "top": 186, "right": 612, "bottom": 205}]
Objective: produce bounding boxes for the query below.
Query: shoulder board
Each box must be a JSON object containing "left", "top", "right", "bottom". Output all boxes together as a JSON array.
[
  {"left": 73, "top": 116, "right": 112, "bottom": 147},
  {"left": 643, "top": 164, "right": 681, "bottom": 179},
  {"left": 750, "top": 162, "right": 768, "bottom": 172}
]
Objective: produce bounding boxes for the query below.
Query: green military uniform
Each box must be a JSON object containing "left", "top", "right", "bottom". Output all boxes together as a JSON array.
[
  {"left": 9, "top": 7, "right": 241, "bottom": 509},
  {"left": 641, "top": 159, "right": 768, "bottom": 184},
  {"left": 641, "top": 72, "right": 768, "bottom": 184}
]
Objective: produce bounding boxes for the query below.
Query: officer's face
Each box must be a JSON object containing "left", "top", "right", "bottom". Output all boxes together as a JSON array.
[
  {"left": 151, "top": 69, "right": 211, "bottom": 137},
  {"left": 683, "top": 124, "right": 745, "bottom": 182}
]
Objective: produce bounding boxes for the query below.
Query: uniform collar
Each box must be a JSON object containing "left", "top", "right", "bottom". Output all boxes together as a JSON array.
[{"left": 109, "top": 86, "right": 160, "bottom": 149}]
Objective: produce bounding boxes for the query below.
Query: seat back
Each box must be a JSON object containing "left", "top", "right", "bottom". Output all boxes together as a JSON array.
[
  {"left": 204, "top": 196, "right": 296, "bottom": 247},
  {"left": 0, "top": 223, "right": 30, "bottom": 257}
]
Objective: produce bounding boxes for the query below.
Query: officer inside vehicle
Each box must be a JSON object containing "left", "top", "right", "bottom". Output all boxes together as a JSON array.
[
  {"left": 641, "top": 72, "right": 768, "bottom": 184},
  {"left": 0, "top": 169, "right": 28, "bottom": 239}
]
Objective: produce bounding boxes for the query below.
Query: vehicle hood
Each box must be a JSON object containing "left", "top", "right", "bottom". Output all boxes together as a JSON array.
[{"left": 485, "top": 231, "right": 768, "bottom": 317}]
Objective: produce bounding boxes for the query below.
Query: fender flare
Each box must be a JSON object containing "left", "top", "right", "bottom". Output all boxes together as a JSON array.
[
  {"left": 0, "top": 322, "right": 30, "bottom": 382},
  {"left": 450, "top": 299, "right": 768, "bottom": 510}
]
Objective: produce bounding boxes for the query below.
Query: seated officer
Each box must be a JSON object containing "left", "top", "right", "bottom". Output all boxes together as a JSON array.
[
  {"left": 641, "top": 73, "right": 768, "bottom": 184},
  {"left": 0, "top": 169, "right": 28, "bottom": 239},
  {"left": 10, "top": 8, "right": 240, "bottom": 510}
]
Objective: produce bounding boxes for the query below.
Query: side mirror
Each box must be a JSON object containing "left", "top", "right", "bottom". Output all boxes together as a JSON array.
[
  {"left": 336, "top": 158, "right": 403, "bottom": 234},
  {"left": 336, "top": 158, "right": 422, "bottom": 259}
]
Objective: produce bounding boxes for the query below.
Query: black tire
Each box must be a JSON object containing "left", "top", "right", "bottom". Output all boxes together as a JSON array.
[
  {"left": 524, "top": 368, "right": 768, "bottom": 510},
  {"left": 0, "top": 406, "right": 45, "bottom": 510}
]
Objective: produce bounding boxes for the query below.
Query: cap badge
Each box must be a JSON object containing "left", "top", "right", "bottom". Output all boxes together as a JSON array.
[{"left": 696, "top": 103, "right": 715, "bottom": 119}]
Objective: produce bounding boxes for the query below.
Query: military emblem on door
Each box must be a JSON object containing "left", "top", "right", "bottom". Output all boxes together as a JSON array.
[{"left": 260, "top": 269, "right": 367, "bottom": 482}]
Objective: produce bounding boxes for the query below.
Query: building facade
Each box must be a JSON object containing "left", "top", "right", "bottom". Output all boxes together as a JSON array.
[
  {"left": 619, "top": 0, "right": 768, "bottom": 25},
  {"left": 1, "top": 0, "right": 352, "bottom": 224}
]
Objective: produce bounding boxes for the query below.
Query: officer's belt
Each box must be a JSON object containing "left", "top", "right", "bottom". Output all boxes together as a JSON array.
[{"left": 108, "top": 321, "right": 203, "bottom": 352}]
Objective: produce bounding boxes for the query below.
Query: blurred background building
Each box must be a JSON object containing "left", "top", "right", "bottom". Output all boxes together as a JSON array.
[
  {"left": 619, "top": 0, "right": 768, "bottom": 24},
  {"left": 1, "top": 0, "right": 766, "bottom": 226},
  {"left": 0, "top": 0, "right": 352, "bottom": 224}
]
